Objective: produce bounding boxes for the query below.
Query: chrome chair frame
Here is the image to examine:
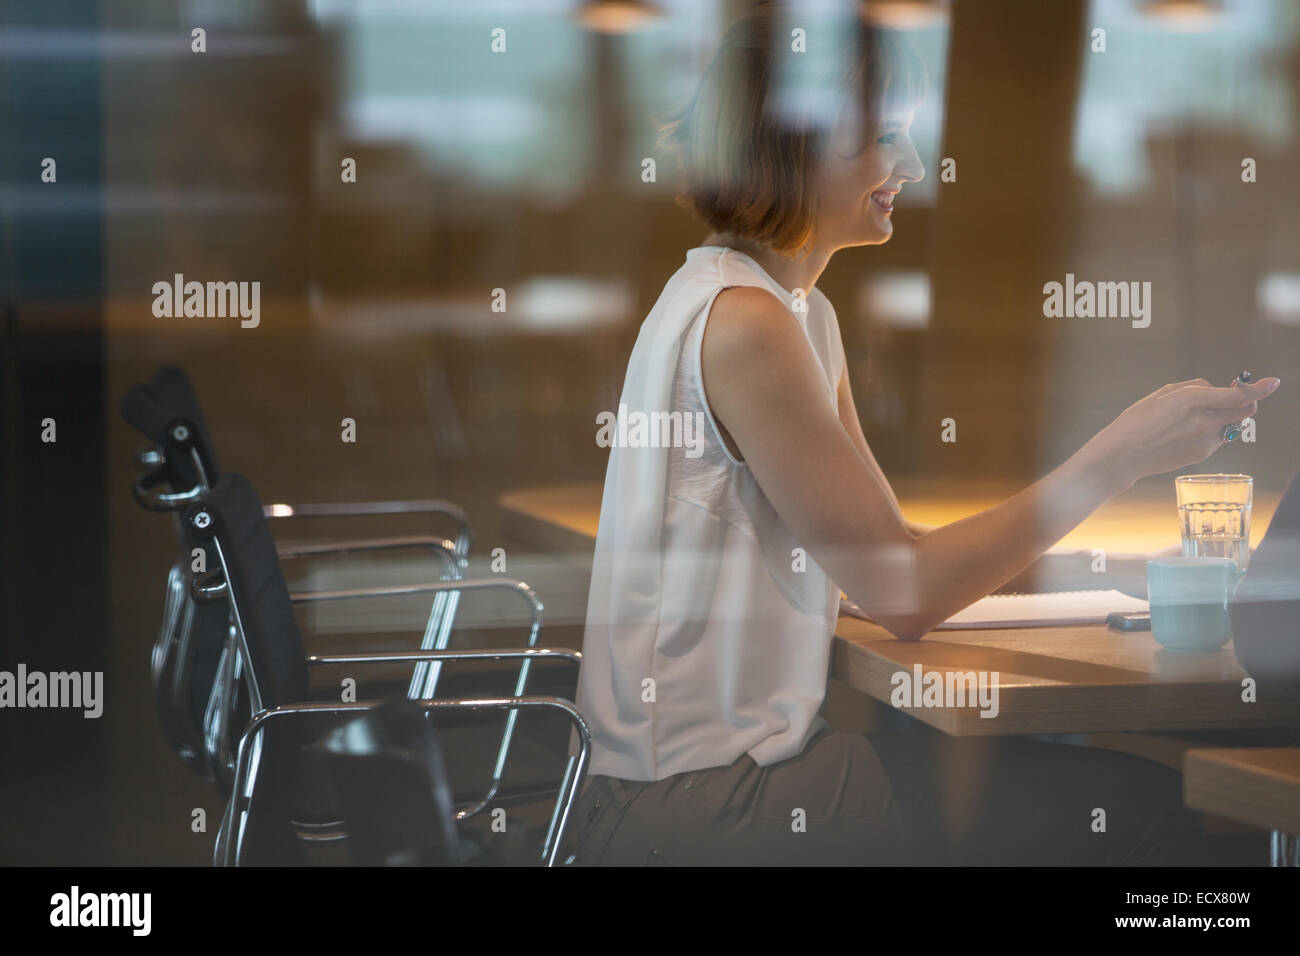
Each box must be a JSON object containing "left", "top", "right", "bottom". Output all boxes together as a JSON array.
[
  {"left": 214, "top": 650, "right": 589, "bottom": 868},
  {"left": 289, "top": 578, "right": 545, "bottom": 820},
  {"left": 137, "top": 445, "right": 226, "bottom": 782},
  {"left": 123, "top": 375, "right": 515, "bottom": 809},
  {"left": 264, "top": 498, "right": 472, "bottom": 565},
  {"left": 195, "top": 555, "right": 552, "bottom": 817},
  {"left": 188, "top": 498, "right": 581, "bottom": 866},
  {"left": 191, "top": 539, "right": 458, "bottom": 792},
  {"left": 133, "top": 440, "right": 480, "bottom": 791}
]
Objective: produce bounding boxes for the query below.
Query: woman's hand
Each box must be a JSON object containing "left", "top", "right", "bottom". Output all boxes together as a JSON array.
[{"left": 1083, "top": 377, "right": 1280, "bottom": 488}]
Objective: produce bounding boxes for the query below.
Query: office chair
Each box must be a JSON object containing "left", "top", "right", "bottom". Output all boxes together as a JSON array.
[
  {"left": 183, "top": 474, "right": 588, "bottom": 866},
  {"left": 121, "top": 365, "right": 525, "bottom": 799},
  {"left": 122, "top": 367, "right": 245, "bottom": 785}
]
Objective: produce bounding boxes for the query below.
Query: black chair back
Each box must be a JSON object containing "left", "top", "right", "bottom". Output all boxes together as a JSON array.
[
  {"left": 187, "top": 474, "right": 311, "bottom": 864},
  {"left": 123, "top": 366, "right": 235, "bottom": 785},
  {"left": 188, "top": 474, "right": 309, "bottom": 710},
  {"left": 120, "top": 365, "right": 220, "bottom": 491}
]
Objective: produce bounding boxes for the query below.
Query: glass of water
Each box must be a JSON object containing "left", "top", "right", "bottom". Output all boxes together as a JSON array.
[{"left": 1176, "top": 474, "right": 1253, "bottom": 572}]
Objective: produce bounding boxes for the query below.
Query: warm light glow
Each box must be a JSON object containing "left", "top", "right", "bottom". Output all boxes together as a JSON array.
[
  {"left": 1138, "top": 0, "right": 1223, "bottom": 30},
  {"left": 573, "top": 0, "right": 664, "bottom": 34},
  {"left": 860, "top": 0, "right": 950, "bottom": 31}
]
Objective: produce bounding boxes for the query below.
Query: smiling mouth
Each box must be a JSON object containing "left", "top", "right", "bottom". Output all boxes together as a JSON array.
[{"left": 870, "top": 190, "right": 896, "bottom": 214}]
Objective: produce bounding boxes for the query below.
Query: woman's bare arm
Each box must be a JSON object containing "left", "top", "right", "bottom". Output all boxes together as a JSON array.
[
  {"left": 834, "top": 368, "right": 921, "bottom": 539},
  {"left": 835, "top": 360, "right": 1200, "bottom": 598},
  {"left": 703, "top": 287, "right": 1276, "bottom": 641},
  {"left": 836, "top": 369, "right": 1123, "bottom": 591}
]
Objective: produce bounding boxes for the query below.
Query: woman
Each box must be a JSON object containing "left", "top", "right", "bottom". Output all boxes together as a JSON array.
[{"left": 570, "top": 1, "right": 1278, "bottom": 865}]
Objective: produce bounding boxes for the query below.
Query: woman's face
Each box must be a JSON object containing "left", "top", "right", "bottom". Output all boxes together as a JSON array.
[{"left": 811, "top": 105, "right": 925, "bottom": 250}]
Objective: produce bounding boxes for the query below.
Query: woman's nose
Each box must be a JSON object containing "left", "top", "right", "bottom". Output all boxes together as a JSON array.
[{"left": 898, "top": 147, "right": 925, "bottom": 184}]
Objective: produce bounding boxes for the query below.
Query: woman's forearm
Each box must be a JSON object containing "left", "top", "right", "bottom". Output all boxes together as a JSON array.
[
  {"left": 909, "top": 524, "right": 1100, "bottom": 594},
  {"left": 864, "top": 439, "right": 1134, "bottom": 640}
]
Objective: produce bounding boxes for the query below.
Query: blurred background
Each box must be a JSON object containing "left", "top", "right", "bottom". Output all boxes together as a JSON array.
[{"left": 3, "top": 0, "right": 1299, "bottom": 863}]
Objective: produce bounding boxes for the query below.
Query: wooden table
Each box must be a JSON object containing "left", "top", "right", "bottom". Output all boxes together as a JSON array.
[
  {"left": 834, "top": 616, "right": 1300, "bottom": 736},
  {"left": 500, "top": 481, "right": 1300, "bottom": 736},
  {"left": 1184, "top": 748, "right": 1300, "bottom": 864},
  {"left": 500, "top": 483, "right": 603, "bottom": 555}
]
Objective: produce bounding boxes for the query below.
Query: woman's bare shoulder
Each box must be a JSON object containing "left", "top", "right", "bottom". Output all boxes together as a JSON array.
[
  {"left": 703, "top": 286, "right": 803, "bottom": 362},
  {"left": 701, "top": 285, "right": 836, "bottom": 418}
]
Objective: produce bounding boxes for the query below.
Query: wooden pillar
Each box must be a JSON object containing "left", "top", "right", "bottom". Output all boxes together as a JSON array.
[{"left": 918, "top": 0, "right": 1087, "bottom": 480}]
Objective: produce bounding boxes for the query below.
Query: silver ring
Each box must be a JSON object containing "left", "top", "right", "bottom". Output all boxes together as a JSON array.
[{"left": 1222, "top": 423, "right": 1241, "bottom": 442}]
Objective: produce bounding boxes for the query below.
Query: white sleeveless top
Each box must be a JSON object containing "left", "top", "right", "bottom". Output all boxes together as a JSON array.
[{"left": 576, "top": 246, "right": 846, "bottom": 782}]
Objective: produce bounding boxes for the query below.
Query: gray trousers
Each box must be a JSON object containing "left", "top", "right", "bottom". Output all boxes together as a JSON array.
[{"left": 568, "top": 727, "right": 1200, "bottom": 866}]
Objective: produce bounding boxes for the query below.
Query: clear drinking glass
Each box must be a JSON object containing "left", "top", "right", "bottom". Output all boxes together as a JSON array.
[{"left": 1175, "top": 474, "right": 1254, "bottom": 572}]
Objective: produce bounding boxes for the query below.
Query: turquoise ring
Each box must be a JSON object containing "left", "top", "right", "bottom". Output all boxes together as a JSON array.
[{"left": 1224, "top": 371, "right": 1252, "bottom": 441}]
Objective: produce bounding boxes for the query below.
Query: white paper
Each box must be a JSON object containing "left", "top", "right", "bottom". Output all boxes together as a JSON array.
[{"left": 840, "top": 589, "right": 1150, "bottom": 630}]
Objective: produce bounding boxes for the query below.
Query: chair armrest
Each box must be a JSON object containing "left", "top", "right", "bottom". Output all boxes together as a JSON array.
[
  {"left": 306, "top": 646, "right": 580, "bottom": 667},
  {"left": 289, "top": 581, "right": 549, "bottom": 818},
  {"left": 289, "top": 577, "right": 543, "bottom": 638},
  {"left": 276, "top": 534, "right": 460, "bottom": 584},
  {"left": 221, "top": 693, "right": 590, "bottom": 867},
  {"left": 276, "top": 648, "right": 575, "bottom": 843},
  {"left": 263, "top": 499, "right": 472, "bottom": 563}
]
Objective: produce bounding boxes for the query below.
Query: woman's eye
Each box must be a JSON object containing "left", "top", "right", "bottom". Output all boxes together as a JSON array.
[{"left": 877, "top": 133, "right": 899, "bottom": 146}]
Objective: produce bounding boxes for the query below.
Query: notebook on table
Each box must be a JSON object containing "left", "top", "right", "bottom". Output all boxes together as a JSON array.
[{"left": 840, "top": 588, "right": 1150, "bottom": 630}]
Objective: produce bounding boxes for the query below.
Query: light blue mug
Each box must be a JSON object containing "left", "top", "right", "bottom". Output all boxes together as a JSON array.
[{"left": 1146, "top": 556, "right": 1238, "bottom": 652}]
